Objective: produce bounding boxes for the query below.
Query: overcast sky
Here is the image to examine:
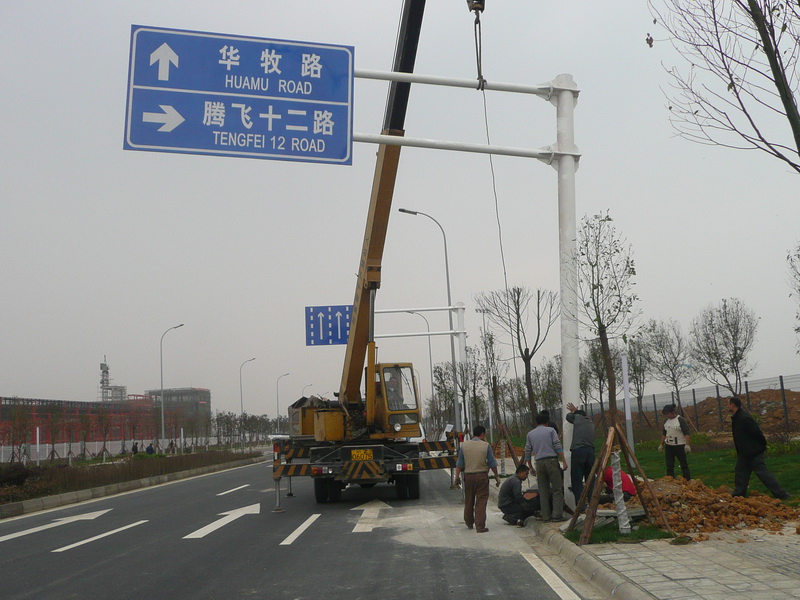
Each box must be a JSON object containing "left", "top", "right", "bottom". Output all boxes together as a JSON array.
[{"left": 2, "top": 2, "right": 798, "bottom": 418}]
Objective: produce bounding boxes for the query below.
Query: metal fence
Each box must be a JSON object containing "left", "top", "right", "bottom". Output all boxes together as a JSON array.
[{"left": 582, "top": 373, "right": 800, "bottom": 435}]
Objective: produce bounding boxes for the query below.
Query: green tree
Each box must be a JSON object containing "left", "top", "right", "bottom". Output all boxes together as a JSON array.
[
  {"left": 645, "top": 318, "right": 699, "bottom": 413},
  {"left": 575, "top": 212, "right": 640, "bottom": 421},
  {"left": 689, "top": 297, "right": 759, "bottom": 394}
]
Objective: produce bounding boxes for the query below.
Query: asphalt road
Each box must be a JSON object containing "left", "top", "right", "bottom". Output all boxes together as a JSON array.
[{"left": 0, "top": 464, "right": 589, "bottom": 599}]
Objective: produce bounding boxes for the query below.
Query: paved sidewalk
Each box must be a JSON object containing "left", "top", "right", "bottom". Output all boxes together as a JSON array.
[{"left": 488, "top": 463, "right": 800, "bottom": 599}]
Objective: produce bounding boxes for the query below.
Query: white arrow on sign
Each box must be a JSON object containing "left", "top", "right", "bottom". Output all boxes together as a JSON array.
[
  {"left": 143, "top": 105, "right": 185, "bottom": 132},
  {"left": 317, "top": 312, "right": 325, "bottom": 339},
  {"left": 0, "top": 509, "right": 112, "bottom": 543},
  {"left": 351, "top": 499, "right": 392, "bottom": 533},
  {"left": 183, "top": 503, "right": 260, "bottom": 539},
  {"left": 150, "top": 42, "right": 179, "bottom": 81},
  {"left": 336, "top": 311, "right": 343, "bottom": 339}
]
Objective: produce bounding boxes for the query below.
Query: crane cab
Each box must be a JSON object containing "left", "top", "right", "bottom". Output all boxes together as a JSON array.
[{"left": 371, "top": 363, "right": 422, "bottom": 440}]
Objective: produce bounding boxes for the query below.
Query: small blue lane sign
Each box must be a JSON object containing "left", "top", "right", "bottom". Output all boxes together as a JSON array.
[
  {"left": 306, "top": 305, "right": 352, "bottom": 346},
  {"left": 124, "top": 25, "right": 354, "bottom": 164}
]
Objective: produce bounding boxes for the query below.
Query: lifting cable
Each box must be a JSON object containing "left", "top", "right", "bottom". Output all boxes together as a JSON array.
[{"left": 467, "top": 1, "right": 522, "bottom": 413}]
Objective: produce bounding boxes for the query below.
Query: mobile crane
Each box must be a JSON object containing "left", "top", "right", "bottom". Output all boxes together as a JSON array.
[{"left": 272, "top": 0, "right": 459, "bottom": 503}]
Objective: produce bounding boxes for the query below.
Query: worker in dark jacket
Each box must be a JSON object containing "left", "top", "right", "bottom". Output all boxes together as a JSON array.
[
  {"left": 566, "top": 402, "right": 595, "bottom": 507},
  {"left": 498, "top": 464, "right": 541, "bottom": 526},
  {"left": 728, "top": 397, "right": 789, "bottom": 500}
]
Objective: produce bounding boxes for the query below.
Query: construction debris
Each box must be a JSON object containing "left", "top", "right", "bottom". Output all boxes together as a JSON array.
[{"left": 610, "top": 477, "right": 799, "bottom": 536}]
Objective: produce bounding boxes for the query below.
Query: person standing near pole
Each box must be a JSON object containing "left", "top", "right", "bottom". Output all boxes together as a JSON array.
[
  {"left": 566, "top": 402, "right": 595, "bottom": 508},
  {"left": 454, "top": 425, "right": 500, "bottom": 533},
  {"left": 524, "top": 413, "right": 569, "bottom": 522},
  {"left": 729, "top": 397, "right": 789, "bottom": 500},
  {"left": 659, "top": 404, "right": 691, "bottom": 480}
]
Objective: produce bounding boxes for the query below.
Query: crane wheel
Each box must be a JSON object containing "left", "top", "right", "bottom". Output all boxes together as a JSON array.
[
  {"left": 395, "top": 474, "right": 409, "bottom": 500},
  {"left": 407, "top": 473, "right": 420, "bottom": 499},
  {"left": 314, "top": 478, "right": 329, "bottom": 503}
]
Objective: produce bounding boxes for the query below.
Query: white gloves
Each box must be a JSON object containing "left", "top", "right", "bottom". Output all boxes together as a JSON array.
[
  {"left": 658, "top": 444, "right": 664, "bottom": 453},
  {"left": 685, "top": 444, "right": 692, "bottom": 453}
]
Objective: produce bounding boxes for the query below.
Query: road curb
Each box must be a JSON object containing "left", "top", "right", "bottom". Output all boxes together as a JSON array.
[
  {"left": 0, "top": 456, "right": 265, "bottom": 519},
  {"left": 489, "top": 478, "right": 655, "bottom": 599}
]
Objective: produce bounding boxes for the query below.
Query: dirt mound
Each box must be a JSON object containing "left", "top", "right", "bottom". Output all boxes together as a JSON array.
[{"left": 625, "top": 477, "right": 799, "bottom": 536}]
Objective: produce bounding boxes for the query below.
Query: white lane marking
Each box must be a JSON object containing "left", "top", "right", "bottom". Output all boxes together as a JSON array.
[
  {"left": 279, "top": 514, "right": 321, "bottom": 545},
  {"left": 0, "top": 510, "right": 112, "bottom": 543},
  {"left": 259, "top": 487, "right": 275, "bottom": 493},
  {"left": 351, "top": 499, "right": 392, "bottom": 533},
  {"left": 51, "top": 520, "right": 148, "bottom": 553},
  {"left": 520, "top": 552, "right": 581, "bottom": 600},
  {"left": 184, "top": 503, "right": 260, "bottom": 539},
  {"left": 217, "top": 484, "right": 250, "bottom": 496}
]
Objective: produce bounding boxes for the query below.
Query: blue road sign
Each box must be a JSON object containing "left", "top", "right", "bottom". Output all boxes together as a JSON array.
[
  {"left": 306, "top": 305, "right": 352, "bottom": 346},
  {"left": 124, "top": 25, "right": 354, "bottom": 164}
]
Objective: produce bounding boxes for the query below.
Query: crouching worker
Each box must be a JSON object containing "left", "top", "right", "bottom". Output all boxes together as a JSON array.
[
  {"left": 498, "top": 464, "right": 541, "bottom": 526},
  {"left": 598, "top": 466, "right": 637, "bottom": 504}
]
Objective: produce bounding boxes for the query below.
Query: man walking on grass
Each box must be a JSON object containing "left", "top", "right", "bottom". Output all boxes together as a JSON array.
[{"left": 729, "top": 396, "right": 789, "bottom": 500}]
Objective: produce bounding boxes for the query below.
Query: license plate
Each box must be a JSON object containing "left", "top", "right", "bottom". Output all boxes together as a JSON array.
[{"left": 351, "top": 449, "right": 374, "bottom": 461}]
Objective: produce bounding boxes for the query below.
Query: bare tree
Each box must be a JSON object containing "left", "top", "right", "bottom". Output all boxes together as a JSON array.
[
  {"left": 474, "top": 286, "right": 558, "bottom": 418},
  {"left": 583, "top": 339, "right": 623, "bottom": 426},
  {"left": 649, "top": 0, "right": 800, "bottom": 173},
  {"left": 626, "top": 335, "right": 654, "bottom": 428},
  {"left": 455, "top": 346, "right": 486, "bottom": 430},
  {"left": 790, "top": 241, "right": 800, "bottom": 351},
  {"left": 689, "top": 297, "right": 759, "bottom": 394},
  {"left": 645, "top": 318, "right": 699, "bottom": 412},
  {"left": 532, "top": 356, "right": 562, "bottom": 414},
  {"left": 575, "top": 212, "right": 640, "bottom": 420}
]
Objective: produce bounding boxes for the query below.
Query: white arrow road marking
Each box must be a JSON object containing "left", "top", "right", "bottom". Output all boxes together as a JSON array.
[
  {"left": 183, "top": 503, "right": 260, "bottom": 539},
  {"left": 217, "top": 484, "right": 250, "bottom": 496},
  {"left": 142, "top": 105, "right": 185, "bottom": 132},
  {"left": 150, "top": 42, "right": 179, "bottom": 81},
  {"left": 280, "top": 514, "right": 320, "bottom": 545},
  {"left": 0, "top": 509, "right": 112, "bottom": 543},
  {"left": 351, "top": 499, "right": 392, "bottom": 533},
  {"left": 51, "top": 520, "right": 148, "bottom": 553}
]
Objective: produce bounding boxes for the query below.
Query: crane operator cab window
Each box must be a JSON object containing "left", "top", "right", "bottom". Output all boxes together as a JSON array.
[{"left": 382, "top": 366, "right": 417, "bottom": 413}]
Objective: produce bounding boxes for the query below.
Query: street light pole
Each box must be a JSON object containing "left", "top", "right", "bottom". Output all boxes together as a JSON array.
[
  {"left": 399, "top": 208, "right": 462, "bottom": 433},
  {"left": 276, "top": 372, "right": 289, "bottom": 433},
  {"left": 302, "top": 384, "right": 313, "bottom": 397},
  {"left": 160, "top": 323, "right": 184, "bottom": 448},
  {"left": 406, "top": 311, "right": 435, "bottom": 412},
  {"left": 239, "top": 357, "right": 256, "bottom": 449},
  {"left": 476, "top": 308, "right": 494, "bottom": 443}
]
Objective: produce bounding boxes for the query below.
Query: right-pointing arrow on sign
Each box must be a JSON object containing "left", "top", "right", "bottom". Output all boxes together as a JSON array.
[{"left": 143, "top": 105, "right": 185, "bottom": 132}]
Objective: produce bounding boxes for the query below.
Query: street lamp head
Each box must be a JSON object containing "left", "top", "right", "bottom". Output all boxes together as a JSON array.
[
  {"left": 398, "top": 208, "right": 418, "bottom": 215},
  {"left": 175, "top": 323, "right": 184, "bottom": 329}
]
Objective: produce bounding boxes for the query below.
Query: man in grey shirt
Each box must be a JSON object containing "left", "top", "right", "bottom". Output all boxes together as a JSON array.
[{"left": 524, "top": 413, "right": 568, "bottom": 521}]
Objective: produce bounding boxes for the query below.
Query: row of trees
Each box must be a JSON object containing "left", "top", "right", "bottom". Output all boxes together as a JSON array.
[{"left": 420, "top": 205, "right": 799, "bottom": 439}]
